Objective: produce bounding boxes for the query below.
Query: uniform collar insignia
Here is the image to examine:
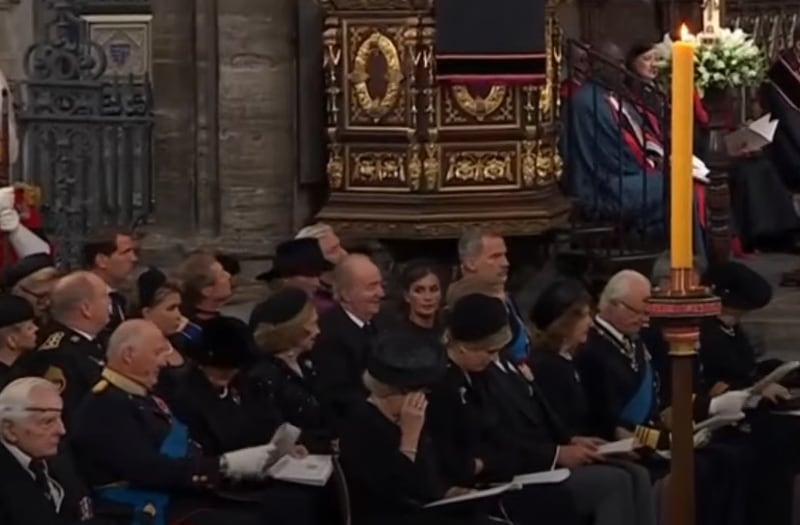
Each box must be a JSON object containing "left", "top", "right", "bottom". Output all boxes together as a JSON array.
[{"left": 101, "top": 367, "right": 148, "bottom": 397}]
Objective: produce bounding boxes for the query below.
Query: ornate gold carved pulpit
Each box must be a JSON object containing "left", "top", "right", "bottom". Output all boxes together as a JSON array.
[{"left": 317, "top": 0, "right": 570, "bottom": 239}]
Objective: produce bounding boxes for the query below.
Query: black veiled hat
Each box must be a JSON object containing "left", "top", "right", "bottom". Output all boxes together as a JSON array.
[
  {"left": 448, "top": 293, "right": 512, "bottom": 349},
  {"left": 701, "top": 262, "right": 772, "bottom": 311},
  {"left": 367, "top": 331, "right": 446, "bottom": 390},
  {"left": 256, "top": 238, "right": 333, "bottom": 282},
  {"left": 137, "top": 267, "right": 168, "bottom": 308},
  {"left": 2, "top": 253, "right": 55, "bottom": 291},
  {"left": 0, "top": 294, "right": 35, "bottom": 328},
  {"left": 530, "top": 279, "right": 591, "bottom": 330},
  {"left": 185, "top": 315, "right": 254, "bottom": 369},
  {"left": 249, "top": 287, "right": 310, "bottom": 330}
]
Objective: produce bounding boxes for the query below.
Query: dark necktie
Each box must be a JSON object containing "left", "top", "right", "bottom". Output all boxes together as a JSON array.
[
  {"left": 29, "top": 459, "right": 53, "bottom": 505},
  {"left": 109, "top": 292, "right": 126, "bottom": 321},
  {"left": 363, "top": 322, "right": 376, "bottom": 336}
]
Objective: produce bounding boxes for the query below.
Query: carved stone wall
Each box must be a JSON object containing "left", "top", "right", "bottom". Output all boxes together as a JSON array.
[{"left": 0, "top": 0, "right": 34, "bottom": 79}]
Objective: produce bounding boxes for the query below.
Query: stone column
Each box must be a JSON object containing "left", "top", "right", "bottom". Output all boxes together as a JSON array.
[
  {"left": 151, "top": 0, "right": 198, "bottom": 235},
  {"left": 217, "top": 0, "right": 296, "bottom": 251},
  {"left": 0, "top": 0, "right": 33, "bottom": 80}
]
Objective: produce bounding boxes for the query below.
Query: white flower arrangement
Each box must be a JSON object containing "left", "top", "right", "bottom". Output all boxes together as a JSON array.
[{"left": 654, "top": 28, "right": 766, "bottom": 95}]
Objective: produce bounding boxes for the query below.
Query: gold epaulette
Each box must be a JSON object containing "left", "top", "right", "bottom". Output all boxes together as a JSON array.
[
  {"left": 92, "top": 380, "right": 109, "bottom": 394},
  {"left": 38, "top": 332, "right": 64, "bottom": 351},
  {"left": 634, "top": 425, "right": 662, "bottom": 450},
  {"left": 44, "top": 366, "right": 66, "bottom": 393},
  {"left": 709, "top": 381, "right": 730, "bottom": 397}
]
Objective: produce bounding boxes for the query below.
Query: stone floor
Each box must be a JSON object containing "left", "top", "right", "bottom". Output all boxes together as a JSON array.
[{"left": 739, "top": 253, "right": 800, "bottom": 361}]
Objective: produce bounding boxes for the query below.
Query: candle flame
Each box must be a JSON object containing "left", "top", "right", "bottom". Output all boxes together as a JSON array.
[{"left": 680, "top": 24, "right": 692, "bottom": 41}]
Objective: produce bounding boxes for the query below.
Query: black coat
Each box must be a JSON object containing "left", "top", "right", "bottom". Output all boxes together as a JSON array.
[
  {"left": 9, "top": 323, "right": 104, "bottom": 428},
  {"left": 0, "top": 446, "right": 99, "bottom": 525},
  {"left": 338, "top": 401, "right": 494, "bottom": 525},
  {"left": 246, "top": 355, "right": 336, "bottom": 453},
  {"left": 529, "top": 350, "right": 592, "bottom": 436},
  {"left": 476, "top": 360, "right": 571, "bottom": 472},
  {"left": 158, "top": 365, "right": 283, "bottom": 455},
  {"left": 309, "top": 305, "right": 385, "bottom": 424}
]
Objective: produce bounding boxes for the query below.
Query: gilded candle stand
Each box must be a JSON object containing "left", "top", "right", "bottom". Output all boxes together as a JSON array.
[
  {"left": 317, "top": 0, "right": 570, "bottom": 240},
  {"left": 646, "top": 269, "right": 721, "bottom": 525}
]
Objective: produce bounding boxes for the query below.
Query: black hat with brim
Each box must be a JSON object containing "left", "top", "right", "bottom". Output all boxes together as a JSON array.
[
  {"left": 701, "top": 261, "right": 772, "bottom": 311},
  {"left": 2, "top": 253, "right": 55, "bottom": 291},
  {"left": 367, "top": 331, "right": 446, "bottom": 391},
  {"left": 256, "top": 238, "right": 334, "bottom": 282},
  {"left": 0, "top": 294, "right": 35, "bottom": 328},
  {"left": 184, "top": 315, "right": 255, "bottom": 369},
  {"left": 530, "top": 279, "right": 591, "bottom": 330},
  {"left": 449, "top": 293, "right": 512, "bottom": 349}
]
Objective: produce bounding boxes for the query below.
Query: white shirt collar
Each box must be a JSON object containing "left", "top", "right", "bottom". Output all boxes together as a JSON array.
[
  {"left": 343, "top": 308, "right": 366, "bottom": 329},
  {"left": 2, "top": 441, "right": 32, "bottom": 472},
  {"left": 594, "top": 315, "right": 628, "bottom": 345},
  {"left": 71, "top": 328, "right": 96, "bottom": 342}
]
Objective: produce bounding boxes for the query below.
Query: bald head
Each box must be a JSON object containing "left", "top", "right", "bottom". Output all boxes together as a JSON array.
[
  {"left": 333, "top": 254, "right": 384, "bottom": 322},
  {"left": 106, "top": 319, "right": 170, "bottom": 389},
  {"left": 49, "top": 271, "right": 110, "bottom": 334}
]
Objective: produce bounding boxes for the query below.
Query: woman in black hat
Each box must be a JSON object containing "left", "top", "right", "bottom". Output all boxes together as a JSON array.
[
  {"left": 160, "top": 314, "right": 283, "bottom": 455},
  {"left": 0, "top": 294, "right": 38, "bottom": 383},
  {"left": 698, "top": 261, "right": 786, "bottom": 394},
  {"left": 528, "top": 280, "right": 656, "bottom": 525},
  {"left": 395, "top": 260, "right": 445, "bottom": 344},
  {"left": 427, "top": 293, "right": 580, "bottom": 525},
  {"left": 246, "top": 287, "right": 336, "bottom": 453},
  {"left": 339, "top": 330, "right": 497, "bottom": 525},
  {"left": 2, "top": 253, "right": 59, "bottom": 322}
]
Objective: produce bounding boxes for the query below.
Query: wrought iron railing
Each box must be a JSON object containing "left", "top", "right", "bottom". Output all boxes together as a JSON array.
[
  {"left": 10, "top": 0, "right": 154, "bottom": 268},
  {"left": 561, "top": 39, "right": 670, "bottom": 257}
]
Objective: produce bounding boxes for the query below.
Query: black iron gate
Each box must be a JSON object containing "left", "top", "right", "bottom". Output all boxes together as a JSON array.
[{"left": 12, "top": 0, "right": 153, "bottom": 268}]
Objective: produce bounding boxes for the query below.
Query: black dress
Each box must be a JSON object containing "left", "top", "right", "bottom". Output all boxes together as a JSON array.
[
  {"left": 246, "top": 354, "right": 336, "bottom": 453},
  {"left": 529, "top": 350, "right": 592, "bottom": 436},
  {"left": 338, "top": 401, "right": 498, "bottom": 525}
]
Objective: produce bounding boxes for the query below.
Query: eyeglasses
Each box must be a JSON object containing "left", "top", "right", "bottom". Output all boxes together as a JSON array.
[{"left": 614, "top": 300, "right": 648, "bottom": 318}]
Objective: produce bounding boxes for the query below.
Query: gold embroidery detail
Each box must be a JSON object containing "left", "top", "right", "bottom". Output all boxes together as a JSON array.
[
  {"left": 44, "top": 366, "right": 66, "bottom": 393},
  {"left": 350, "top": 32, "right": 404, "bottom": 122},
  {"left": 39, "top": 332, "right": 64, "bottom": 351}
]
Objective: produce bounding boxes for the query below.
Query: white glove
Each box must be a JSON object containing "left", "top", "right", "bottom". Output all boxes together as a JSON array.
[
  {"left": 0, "top": 187, "right": 14, "bottom": 211},
  {"left": 220, "top": 443, "right": 277, "bottom": 481},
  {"left": 0, "top": 209, "right": 20, "bottom": 232},
  {"left": 709, "top": 390, "right": 749, "bottom": 416},
  {"left": 693, "top": 428, "right": 711, "bottom": 449}
]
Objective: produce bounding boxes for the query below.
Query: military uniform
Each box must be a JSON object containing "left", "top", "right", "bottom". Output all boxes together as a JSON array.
[
  {"left": 9, "top": 323, "right": 103, "bottom": 427},
  {"left": 69, "top": 368, "right": 263, "bottom": 525}
]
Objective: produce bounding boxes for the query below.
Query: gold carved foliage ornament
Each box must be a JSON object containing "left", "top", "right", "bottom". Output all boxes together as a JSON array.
[
  {"left": 451, "top": 85, "right": 507, "bottom": 121},
  {"left": 349, "top": 31, "right": 404, "bottom": 123}
]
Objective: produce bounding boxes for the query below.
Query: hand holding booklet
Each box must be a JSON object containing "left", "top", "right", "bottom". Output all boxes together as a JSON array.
[
  {"left": 748, "top": 361, "right": 800, "bottom": 396},
  {"left": 724, "top": 113, "right": 779, "bottom": 156},
  {"left": 264, "top": 423, "right": 302, "bottom": 469},
  {"left": 424, "top": 469, "right": 571, "bottom": 508},
  {"left": 596, "top": 438, "right": 636, "bottom": 455}
]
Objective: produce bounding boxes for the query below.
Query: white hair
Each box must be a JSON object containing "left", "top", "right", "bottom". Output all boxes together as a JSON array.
[
  {"left": 106, "top": 319, "right": 155, "bottom": 361},
  {"left": 295, "top": 223, "right": 334, "bottom": 240},
  {"left": 598, "top": 270, "right": 651, "bottom": 309},
  {"left": 0, "top": 377, "right": 59, "bottom": 426}
]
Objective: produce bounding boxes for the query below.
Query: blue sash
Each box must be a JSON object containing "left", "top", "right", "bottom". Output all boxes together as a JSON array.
[
  {"left": 619, "top": 361, "right": 654, "bottom": 425},
  {"left": 95, "top": 417, "right": 190, "bottom": 525},
  {"left": 506, "top": 300, "right": 530, "bottom": 363}
]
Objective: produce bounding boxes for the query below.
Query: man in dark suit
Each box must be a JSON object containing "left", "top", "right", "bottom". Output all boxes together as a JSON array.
[
  {"left": 10, "top": 272, "right": 110, "bottom": 428},
  {"left": 0, "top": 376, "right": 98, "bottom": 525},
  {"left": 310, "top": 253, "right": 386, "bottom": 424},
  {"left": 82, "top": 228, "right": 138, "bottom": 346}
]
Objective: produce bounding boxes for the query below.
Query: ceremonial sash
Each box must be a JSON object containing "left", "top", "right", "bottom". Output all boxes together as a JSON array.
[
  {"left": 505, "top": 300, "right": 530, "bottom": 363},
  {"left": 619, "top": 360, "right": 654, "bottom": 426},
  {"left": 95, "top": 417, "right": 190, "bottom": 525}
]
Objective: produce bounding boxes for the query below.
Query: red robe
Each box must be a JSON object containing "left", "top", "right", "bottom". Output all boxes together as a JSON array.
[{"left": 0, "top": 186, "right": 49, "bottom": 270}]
